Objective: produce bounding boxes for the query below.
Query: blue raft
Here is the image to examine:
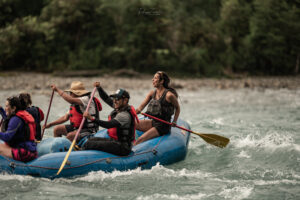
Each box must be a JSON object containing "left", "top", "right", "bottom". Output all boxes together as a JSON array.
[{"left": 0, "top": 119, "right": 190, "bottom": 179}]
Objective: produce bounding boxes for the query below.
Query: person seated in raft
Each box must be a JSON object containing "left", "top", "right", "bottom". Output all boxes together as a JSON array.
[
  {"left": 0, "top": 97, "right": 37, "bottom": 162},
  {"left": 82, "top": 82, "right": 139, "bottom": 156},
  {"left": 134, "top": 71, "right": 180, "bottom": 145},
  {"left": 19, "top": 93, "right": 44, "bottom": 141},
  {"left": 43, "top": 81, "right": 102, "bottom": 142}
]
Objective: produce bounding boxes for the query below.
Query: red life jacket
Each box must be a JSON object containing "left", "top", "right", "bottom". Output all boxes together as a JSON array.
[
  {"left": 108, "top": 106, "right": 139, "bottom": 143},
  {"left": 69, "top": 97, "right": 102, "bottom": 129},
  {"left": 15, "top": 110, "right": 36, "bottom": 141}
]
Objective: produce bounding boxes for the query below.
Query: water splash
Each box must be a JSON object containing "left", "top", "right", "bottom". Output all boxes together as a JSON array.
[{"left": 219, "top": 186, "right": 253, "bottom": 200}]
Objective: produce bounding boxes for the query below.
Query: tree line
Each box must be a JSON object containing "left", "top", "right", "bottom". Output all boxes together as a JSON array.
[{"left": 0, "top": 0, "right": 299, "bottom": 76}]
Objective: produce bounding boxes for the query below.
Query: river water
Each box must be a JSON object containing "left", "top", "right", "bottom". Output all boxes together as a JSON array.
[{"left": 0, "top": 88, "right": 299, "bottom": 200}]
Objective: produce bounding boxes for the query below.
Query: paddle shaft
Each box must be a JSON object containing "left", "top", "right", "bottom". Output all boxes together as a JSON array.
[
  {"left": 141, "top": 112, "right": 229, "bottom": 148},
  {"left": 41, "top": 90, "right": 55, "bottom": 140},
  {"left": 57, "top": 87, "right": 97, "bottom": 175},
  {"left": 142, "top": 112, "right": 189, "bottom": 131}
]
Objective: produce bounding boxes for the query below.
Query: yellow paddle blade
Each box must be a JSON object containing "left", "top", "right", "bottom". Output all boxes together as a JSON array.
[
  {"left": 192, "top": 132, "right": 230, "bottom": 148},
  {"left": 57, "top": 139, "right": 76, "bottom": 175}
]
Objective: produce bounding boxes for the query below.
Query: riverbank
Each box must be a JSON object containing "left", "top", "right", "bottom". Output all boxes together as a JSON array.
[{"left": 0, "top": 72, "right": 299, "bottom": 95}]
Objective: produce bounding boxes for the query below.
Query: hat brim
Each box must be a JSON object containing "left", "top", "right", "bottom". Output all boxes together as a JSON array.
[{"left": 65, "top": 89, "right": 90, "bottom": 96}]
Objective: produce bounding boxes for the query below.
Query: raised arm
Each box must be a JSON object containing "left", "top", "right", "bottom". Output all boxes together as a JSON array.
[
  {"left": 94, "top": 82, "right": 114, "bottom": 108},
  {"left": 51, "top": 84, "right": 82, "bottom": 105},
  {"left": 135, "top": 90, "right": 154, "bottom": 114}
]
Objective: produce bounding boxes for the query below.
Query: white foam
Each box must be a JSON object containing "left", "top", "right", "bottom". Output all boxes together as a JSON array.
[
  {"left": 211, "top": 117, "right": 224, "bottom": 125},
  {"left": 237, "top": 150, "right": 251, "bottom": 158},
  {"left": 253, "top": 179, "right": 299, "bottom": 185},
  {"left": 219, "top": 185, "right": 253, "bottom": 200},
  {"left": 233, "top": 132, "right": 296, "bottom": 151},
  {"left": 0, "top": 174, "right": 33, "bottom": 182},
  {"left": 136, "top": 192, "right": 207, "bottom": 200},
  {"left": 55, "top": 164, "right": 214, "bottom": 183}
]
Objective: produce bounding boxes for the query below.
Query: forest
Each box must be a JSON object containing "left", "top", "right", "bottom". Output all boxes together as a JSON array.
[{"left": 0, "top": 0, "right": 299, "bottom": 77}]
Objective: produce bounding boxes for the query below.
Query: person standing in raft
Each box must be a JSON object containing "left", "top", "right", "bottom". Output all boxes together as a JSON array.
[
  {"left": 19, "top": 93, "right": 44, "bottom": 141},
  {"left": 43, "top": 81, "right": 102, "bottom": 142},
  {"left": 134, "top": 71, "right": 180, "bottom": 145},
  {"left": 82, "top": 82, "right": 139, "bottom": 156},
  {"left": 0, "top": 97, "right": 37, "bottom": 162}
]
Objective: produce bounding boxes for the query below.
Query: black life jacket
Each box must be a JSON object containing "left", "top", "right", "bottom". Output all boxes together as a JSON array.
[
  {"left": 26, "top": 106, "right": 42, "bottom": 141},
  {"left": 146, "top": 89, "right": 175, "bottom": 121},
  {"left": 107, "top": 106, "right": 139, "bottom": 147},
  {"left": 69, "top": 96, "right": 102, "bottom": 130},
  {"left": 2, "top": 111, "right": 36, "bottom": 147}
]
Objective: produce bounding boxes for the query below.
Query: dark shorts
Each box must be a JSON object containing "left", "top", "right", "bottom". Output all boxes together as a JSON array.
[
  {"left": 152, "top": 119, "right": 171, "bottom": 136},
  {"left": 11, "top": 148, "right": 38, "bottom": 162},
  {"left": 65, "top": 125, "right": 96, "bottom": 142},
  {"left": 65, "top": 124, "right": 76, "bottom": 133},
  {"left": 82, "top": 137, "right": 131, "bottom": 156}
]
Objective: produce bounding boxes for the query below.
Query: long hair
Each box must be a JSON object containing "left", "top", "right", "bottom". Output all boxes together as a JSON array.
[
  {"left": 156, "top": 71, "right": 178, "bottom": 97},
  {"left": 7, "top": 96, "right": 23, "bottom": 114},
  {"left": 19, "top": 92, "right": 32, "bottom": 109}
]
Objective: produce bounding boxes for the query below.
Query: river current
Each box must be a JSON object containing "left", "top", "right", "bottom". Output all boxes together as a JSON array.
[{"left": 0, "top": 88, "right": 299, "bottom": 200}]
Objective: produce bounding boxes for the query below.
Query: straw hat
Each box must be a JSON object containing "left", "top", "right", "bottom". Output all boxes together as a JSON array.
[{"left": 65, "top": 81, "right": 90, "bottom": 96}]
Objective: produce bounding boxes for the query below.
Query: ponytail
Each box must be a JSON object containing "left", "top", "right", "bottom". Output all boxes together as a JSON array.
[{"left": 156, "top": 71, "right": 178, "bottom": 98}]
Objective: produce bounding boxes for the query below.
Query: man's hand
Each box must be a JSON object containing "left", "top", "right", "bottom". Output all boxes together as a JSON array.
[
  {"left": 83, "top": 111, "right": 93, "bottom": 121},
  {"left": 93, "top": 82, "right": 100, "bottom": 88},
  {"left": 135, "top": 108, "right": 141, "bottom": 114},
  {"left": 42, "top": 123, "right": 51, "bottom": 130},
  {"left": 50, "top": 84, "right": 58, "bottom": 92}
]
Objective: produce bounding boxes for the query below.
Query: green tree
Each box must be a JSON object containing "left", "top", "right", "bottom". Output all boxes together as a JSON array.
[{"left": 245, "top": 0, "right": 300, "bottom": 75}]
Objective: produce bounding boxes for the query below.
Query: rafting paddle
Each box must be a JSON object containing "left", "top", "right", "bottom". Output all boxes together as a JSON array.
[
  {"left": 141, "top": 113, "right": 230, "bottom": 148},
  {"left": 57, "top": 87, "right": 97, "bottom": 175},
  {"left": 41, "top": 90, "right": 55, "bottom": 140}
]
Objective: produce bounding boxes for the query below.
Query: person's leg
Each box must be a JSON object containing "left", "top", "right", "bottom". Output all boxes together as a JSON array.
[
  {"left": 136, "top": 119, "right": 153, "bottom": 132},
  {"left": 12, "top": 148, "right": 37, "bottom": 162},
  {"left": 0, "top": 143, "right": 13, "bottom": 158},
  {"left": 66, "top": 130, "right": 77, "bottom": 141},
  {"left": 53, "top": 124, "right": 69, "bottom": 137},
  {"left": 134, "top": 127, "right": 160, "bottom": 145},
  {"left": 83, "top": 138, "right": 129, "bottom": 156}
]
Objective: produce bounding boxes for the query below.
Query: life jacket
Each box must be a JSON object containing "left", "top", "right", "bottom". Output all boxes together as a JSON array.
[
  {"left": 108, "top": 106, "right": 139, "bottom": 146},
  {"left": 26, "top": 106, "right": 42, "bottom": 141},
  {"left": 146, "top": 89, "right": 175, "bottom": 121},
  {"left": 2, "top": 111, "right": 36, "bottom": 147},
  {"left": 69, "top": 96, "right": 102, "bottom": 130}
]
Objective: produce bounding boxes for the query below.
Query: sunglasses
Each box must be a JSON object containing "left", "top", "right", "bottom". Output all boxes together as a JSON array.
[{"left": 113, "top": 97, "right": 124, "bottom": 101}]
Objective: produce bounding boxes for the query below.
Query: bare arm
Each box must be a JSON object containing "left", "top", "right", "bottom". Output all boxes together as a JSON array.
[
  {"left": 43, "top": 113, "right": 70, "bottom": 129},
  {"left": 51, "top": 84, "right": 82, "bottom": 105},
  {"left": 135, "top": 90, "right": 154, "bottom": 114},
  {"left": 166, "top": 92, "right": 180, "bottom": 123}
]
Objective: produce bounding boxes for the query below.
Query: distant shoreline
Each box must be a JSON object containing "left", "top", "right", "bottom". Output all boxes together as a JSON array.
[{"left": 0, "top": 72, "right": 299, "bottom": 95}]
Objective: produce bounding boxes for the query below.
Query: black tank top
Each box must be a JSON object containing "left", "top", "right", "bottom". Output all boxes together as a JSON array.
[{"left": 146, "top": 89, "right": 175, "bottom": 121}]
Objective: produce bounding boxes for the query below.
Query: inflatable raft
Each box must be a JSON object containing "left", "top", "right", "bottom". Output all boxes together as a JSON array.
[{"left": 0, "top": 119, "right": 190, "bottom": 179}]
